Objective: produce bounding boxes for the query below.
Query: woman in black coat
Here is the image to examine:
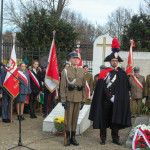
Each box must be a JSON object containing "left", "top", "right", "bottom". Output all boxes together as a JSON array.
[{"left": 28, "top": 60, "right": 42, "bottom": 118}]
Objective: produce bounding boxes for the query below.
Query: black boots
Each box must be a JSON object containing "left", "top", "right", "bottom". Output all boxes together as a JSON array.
[
  {"left": 100, "top": 139, "right": 105, "bottom": 145},
  {"left": 66, "top": 131, "right": 70, "bottom": 146},
  {"left": 112, "top": 140, "right": 122, "bottom": 146},
  {"left": 70, "top": 131, "right": 79, "bottom": 146},
  {"left": 65, "top": 131, "right": 79, "bottom": 146}
]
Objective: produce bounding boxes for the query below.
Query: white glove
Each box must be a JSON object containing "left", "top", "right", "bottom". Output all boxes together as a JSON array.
[
  {"left": 110, "top": 95, "right": 115, "bottom": 103},
  {"left": 142, "top": 97, "right": 146, "bottom": 105}
]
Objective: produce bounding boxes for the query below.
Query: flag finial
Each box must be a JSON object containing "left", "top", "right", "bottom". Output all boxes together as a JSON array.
[{"left": 53, "top": 30, "right": 56, "bottom": 39}]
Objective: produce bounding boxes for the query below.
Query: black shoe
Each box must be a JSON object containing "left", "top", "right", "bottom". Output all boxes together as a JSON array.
[
  {"left": 43, "top": 114, "right": 47, "bottom": 118},
  {"left": 70, "top": 131, "right": 79, "bottom": 146},
  {"left": 113, "top": 140, "right": 122, "bottom": 146},
  {"left": 30, "top": 115, "right": 34, "bottom": 118},
  {"left": 66, "top": 131, "right": 70, "bottom": 146},
  {"left": 100, "top": 140, "right": 105, "bottom": 145},
  {"left": 2, "top": 119, "right": 8, "bottom": 123},
  {"left": 21, "top": 115, "right": 25, "bottom": 120},
  {"left": 7, "top": 119, "right": 11, "bottom": 123},
  {"left": 33, "top": 115, "right": 37, "bottom": 118}
]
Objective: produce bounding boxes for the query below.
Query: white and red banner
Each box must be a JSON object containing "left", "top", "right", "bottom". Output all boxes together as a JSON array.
[
  {"left": 86, "top": 81, "right": 90, "bottom": 99},
  {"left": 76, "top": 48, "right": 83, "bottom": 67},
  {"left": 44, "top": 39, "right": 59, "bottom": 92},
  {"left": 132, "top": 75, "right": 143, "bottom": 90},
  {"left": 126, "top": 40, "right": 135, "bottom": 75},
  {"left": 3, "top": 44, "right": 19, "bottom": 98},
  {"left": 18, "top": 70, "right": 28, "bottom": 86},
  {"left": 132, "top": 128, "right": 150, "bottom": 150},
  {"left": 28, "top": 70, "right": 40, "bottom": 88}
]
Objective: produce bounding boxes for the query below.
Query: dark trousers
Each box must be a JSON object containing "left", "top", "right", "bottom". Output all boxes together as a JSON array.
[
  {"left": 2, "top": 92, "right": 11, "bottom": 119},
  {"left": 29, "top": 93, "right": 38, "bottom": 116},
  {"left": 43, "top": 90, "right": 55, "bottom": 115},
  {"left": 100, "top": 100, "right": 119, "bottom": 141},
  {"left": 0, "top": 99, "right": 2, "bottom": 117}
]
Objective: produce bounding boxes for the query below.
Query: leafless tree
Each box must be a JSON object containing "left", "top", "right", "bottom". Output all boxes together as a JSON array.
[
  {"left": 4, "top": 0, "right": 69, "bottom": 29},
  {"left": 105, "top": 7, "right": 132, "bottom": 43},
  {"left": 62, "top": 9, "right": 104, "bottom": 44}
]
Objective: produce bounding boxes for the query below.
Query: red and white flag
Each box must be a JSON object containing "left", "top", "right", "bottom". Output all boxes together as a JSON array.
[
  {"left": 86, "top": 81, "right": 90, "bottom": 99},
  {"left": 44, "top": 39, "right": 59, "bottom": 92},
  {"left": 76, "top": 48, "right": 83, "bottom": 67},
  {"left": 126, "top": 40, "right": 135, "bottom": 75},
  {"left": 3, "top": 44, "right": 19, "bottom": 98}
]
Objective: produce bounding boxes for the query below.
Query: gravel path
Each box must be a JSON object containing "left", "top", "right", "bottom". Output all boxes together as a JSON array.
[{"left": 0, "top": 113, "right": 133, "bottom": 150}]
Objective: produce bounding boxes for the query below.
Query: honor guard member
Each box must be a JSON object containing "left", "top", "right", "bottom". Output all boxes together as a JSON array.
[
  {"left": 145, "top": 73, "right": 150, "bottom": 116},
  {"left": 93, "top": 65, "right": 106, "bottom": 91},
  {"left": 89, "top": 38, "right": 131, "bottom": 146},
  {"left": 83, "top": 65, "right": 93, "bottom": 104},
  {"left": 130, "top": 67, "right": 145, "bottom": 117},
  {"left": 60, "top": 51, "right": 86, "bottom": 146}
]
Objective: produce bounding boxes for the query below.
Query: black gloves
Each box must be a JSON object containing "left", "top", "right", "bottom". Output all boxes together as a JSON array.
[
  {"left": 80, "top": 102, "right": 84, "bottom": 110},
  {"left": 62, "top": 102, "right": 67, "bottom": 109}
]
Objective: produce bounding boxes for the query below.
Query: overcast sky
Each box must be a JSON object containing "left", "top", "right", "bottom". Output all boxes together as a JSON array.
[{"left": 67, "top": 0, "right": 143, "bottom": 25}]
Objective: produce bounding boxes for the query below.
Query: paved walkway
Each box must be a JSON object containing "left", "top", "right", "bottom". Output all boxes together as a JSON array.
[{"left": 0, "top": 113, "right": 132, "bottom": 150}]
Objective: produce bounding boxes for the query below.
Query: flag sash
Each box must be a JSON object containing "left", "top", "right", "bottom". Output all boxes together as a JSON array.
[
  {"left": 86, "top": 81, "right": 90, "bottom": 99},
  {"left": 28, "top": 70, "right": 40, "bottom": 88},
  {"left": 132, "top": 75, "right": 143, "bottom": 90},
  {"left": 18, "top": 71, "right": 28, "bottom": 86}
]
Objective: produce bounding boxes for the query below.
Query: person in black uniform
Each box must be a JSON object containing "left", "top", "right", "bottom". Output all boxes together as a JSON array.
[
  {"left": 41, "top": 68, "right": 55, "bottom": 118},
  {"left": 29, "top": 60, "right": 42, "bottom": 118},
  {"left": 89, "top": 38, "right": 131, "bottom": 146}
]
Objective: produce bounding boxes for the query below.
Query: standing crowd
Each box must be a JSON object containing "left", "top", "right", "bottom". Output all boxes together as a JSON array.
[
  {"left": 1, "top": 38, "right": 150, "bottom": 147},
  {"left": 0, "top": 59, "right": 56, "bottom": 123}
]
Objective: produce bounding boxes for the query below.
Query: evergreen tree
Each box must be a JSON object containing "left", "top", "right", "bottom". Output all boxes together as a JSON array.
[{"left": 121, "top": 13, "right": 150, "bottom": 52}]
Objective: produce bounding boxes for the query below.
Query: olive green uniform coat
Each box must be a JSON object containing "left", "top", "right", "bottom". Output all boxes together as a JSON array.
[
  {"left": 130, "top": 74, "right": 145, "bottom": 116},
  {"left": 144, "top": 75, "right": 150, "bottom": 108},
  {"left": 60, "top": 66, "right": 86, "bottom": 131}
]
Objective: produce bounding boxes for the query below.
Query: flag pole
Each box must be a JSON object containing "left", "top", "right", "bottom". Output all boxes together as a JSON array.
[{"left": 10, "top": 34, "right": 16, "bottom": 123}]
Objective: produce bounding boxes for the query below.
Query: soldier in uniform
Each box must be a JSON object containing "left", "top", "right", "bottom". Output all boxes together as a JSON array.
[
  {"left": 130, "top": 67, "right": 145, "bottom": 117},
  {"left": 83, "top": 65, "right": 93, "bottom": 104},
  {"left": 89, "top": 38, "right": 131, "bottom": 146},
  {"left": 93, "top": 65, "right": 106, "bottom": 91},
  {"left": 144, "top": 73, "right": 150, "bottom": 116},
  {"left": 60, "top": 51, "right": 86, "bottom": 146}
]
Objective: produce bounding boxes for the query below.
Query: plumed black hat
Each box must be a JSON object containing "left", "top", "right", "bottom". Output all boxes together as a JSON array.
[{"left": 104, "top": 38, "right": 123, "bottom": 62}]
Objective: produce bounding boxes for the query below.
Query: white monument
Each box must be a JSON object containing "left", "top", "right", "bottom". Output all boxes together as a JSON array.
[
  {"left": 43, "top": 103, "right": 90, "bottom": 135},
  {"left": 93, "top": 34, "right": 113, "bottom": 76}
]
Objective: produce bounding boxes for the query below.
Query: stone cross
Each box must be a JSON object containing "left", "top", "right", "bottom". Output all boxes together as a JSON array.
[{"left": 97, "top": 37, "right": 111, "bottom": 65}]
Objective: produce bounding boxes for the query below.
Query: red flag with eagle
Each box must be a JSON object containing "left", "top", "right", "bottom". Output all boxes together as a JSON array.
[
  {"left": 44, "top": 39, "right": 59, "bottom": 92},
  {"left": 126, "top": 40, "right": 135, "bottom": 75},
  {"left": 76, "top": 48, "right": 83, "bottom": 67},
  {"left": 3, "top": 44, "right": 19, "bottom": 98}
]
